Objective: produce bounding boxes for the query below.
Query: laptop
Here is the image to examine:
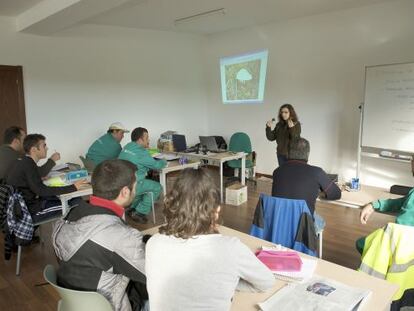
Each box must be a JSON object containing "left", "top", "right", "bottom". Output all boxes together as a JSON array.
[
  {"left": 172, "top": 134, "right": 196, "bottom": 153},
  {"left": 199, "top": 136, "right": 227, "bottom": 153},
  {"left": 172, "top": 134, "right": 187, "bottom": 152}
]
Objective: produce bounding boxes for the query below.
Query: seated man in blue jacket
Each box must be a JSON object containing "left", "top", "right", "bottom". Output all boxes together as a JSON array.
[{"left": 272, "top": 137, "right": 341, "bottom": 232}]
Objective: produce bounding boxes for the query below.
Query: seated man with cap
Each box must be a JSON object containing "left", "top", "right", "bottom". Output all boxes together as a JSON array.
[{"left": 86, "top": 122, "right": 129, "bottom": 166}]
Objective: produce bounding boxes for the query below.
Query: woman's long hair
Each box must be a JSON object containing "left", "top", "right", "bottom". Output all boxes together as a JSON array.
[
  {"left": 278, "top": 104, "right": 299, "bottom": 123},
  {"left": 159, "top": 168, "right": 220, "bottom": 239}
]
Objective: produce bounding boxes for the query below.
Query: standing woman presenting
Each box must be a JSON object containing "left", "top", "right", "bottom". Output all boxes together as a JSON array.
[{"left": 266, "top": 104, "right": 301, "bottom": 166}]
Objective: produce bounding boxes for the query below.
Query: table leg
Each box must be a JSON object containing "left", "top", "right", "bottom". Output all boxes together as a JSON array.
[
  {"left": 61, "top": 198, "right": 69, "bottom": 217},
  {"left": 220, "top": 161, "right": 224, "bottom": 203},
  {"left": 241, "top": 155, "right": 246, "bottom": 186},
  {"left": 160, "top": 171, "right": 167, "bottom": 196}
]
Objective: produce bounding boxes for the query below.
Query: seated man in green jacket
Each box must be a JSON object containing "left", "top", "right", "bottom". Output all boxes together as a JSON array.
[
  {"left": 357, "top": 164, "right": 414, "bottom": 254},
  {"left": 86, "top": 122, "right": 129, "bottom": 166},
  {"left": 119, "top": 127, "right": 167, "bottom": 223}
]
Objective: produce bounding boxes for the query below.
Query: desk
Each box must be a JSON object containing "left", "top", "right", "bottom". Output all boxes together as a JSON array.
[
  {"left": 59, "top": 186, "right": 92, "bottom": 216},
  {"left": 159, "top": 160, "right": 200, "bottom": 196},
  {"left": 59, "top": 161, "right": 200, "bottom": 216},
  {"left": 166, "top": 151, "right": 246, "bottom": 202},
  {"left": 143, "top": 225, "right": 398, "bottom": 311},
  {"left": 319, "top": 185, "right": 402, "bottom": 208}
]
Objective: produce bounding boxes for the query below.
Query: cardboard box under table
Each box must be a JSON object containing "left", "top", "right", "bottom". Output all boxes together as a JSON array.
[{"left": 226, "top": 183, "right": 248, "bottom": 206}]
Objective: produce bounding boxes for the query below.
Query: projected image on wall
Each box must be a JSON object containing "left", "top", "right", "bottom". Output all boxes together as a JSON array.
[{"left": 220, "top": 50, "right": 268, "bottom": 104}]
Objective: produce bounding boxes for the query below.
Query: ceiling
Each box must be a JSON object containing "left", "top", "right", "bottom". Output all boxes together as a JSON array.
[
  {"left": 86, "top": 0, "right": 395, "bottom": 35},
  {"left": 0, "top": 0, "right": 43, "bottom": 16},
  {"left": 0, "top": 0, "right": 396, "bottom": 35}
]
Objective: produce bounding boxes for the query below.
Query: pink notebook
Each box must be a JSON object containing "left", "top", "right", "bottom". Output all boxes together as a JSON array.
[{"left": 256, "top": 250, "right": 302, "bottom": 272}]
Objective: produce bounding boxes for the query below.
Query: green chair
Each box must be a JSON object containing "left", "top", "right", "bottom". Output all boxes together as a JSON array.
[
  {"left": 79, "top": 156, "right": 96, "bottom": 174},
  {"left": 227, "top": 132, "right": 256, "bottom": 185},
  {"left": 43, "top": 265, "right": 113, "bottom": 311}
]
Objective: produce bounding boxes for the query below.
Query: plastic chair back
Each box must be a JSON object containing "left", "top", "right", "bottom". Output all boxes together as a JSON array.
[
  {"left": 228, "top": 132, "right": 252, "bottom": 153},
  {"left": 228, "top": 132, "right": 254, "bottom": 169},
  {"left": 250, "top": 194, "right": 318, "bottom": 256},
  {"left": 43, "top": 265, "right": 113, "bottom": 311}
]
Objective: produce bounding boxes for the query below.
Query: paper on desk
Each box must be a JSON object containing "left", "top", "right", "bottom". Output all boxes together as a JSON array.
[
  {"left": 274, "top": 258, "right": 317, "bottom": 283},
  {"left": 51, "top": 163, "right": 69, "bottom": 171},
  {"left": 154, "top": 153, "right": 180, "bottom": 161},
  {"left": 44, "top": 176, "right": 67, "bottom": 187}
]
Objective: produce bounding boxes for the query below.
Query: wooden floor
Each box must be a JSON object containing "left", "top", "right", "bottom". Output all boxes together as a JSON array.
[{"left": 0, "top": 178, "right": 395, "bottom": 310}]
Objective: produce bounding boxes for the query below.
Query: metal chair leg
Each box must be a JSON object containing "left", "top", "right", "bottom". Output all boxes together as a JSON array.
[
  {"left": 16, "top": 245, "right": 22, "bottom": 276},
  {"left": 318, "top": 230, "right": 323, "bottom": 259}
]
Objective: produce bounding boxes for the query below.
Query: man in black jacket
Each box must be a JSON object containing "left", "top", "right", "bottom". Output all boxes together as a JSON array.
[
  {"left": 272, "top": 138, "right": 341, "bottom": 231},
  {"left": 6, "top": 134, "right": 85, "bottom": 222},
  {"left": 0, "top": 126, "right": 61, "bottom": 183}
]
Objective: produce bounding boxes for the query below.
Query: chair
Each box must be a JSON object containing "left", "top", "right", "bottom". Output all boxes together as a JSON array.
[
  {"left": 2, "top": 186, "right": 63, "bottom": 276},
  {"left": 249, "top": 194, "right": 323, "bottom": 258},
  {"left": 227, "top": 132, "right": 256, "bottom": 185},
  {"left": 16, "top": 215, "right": 62, "bottom": 276},
  {"left": 79, "top": 156, "right": 96, "bottom": 174},
  {"left": 43, "top": 264, "right": 113, "bottom": 311}
]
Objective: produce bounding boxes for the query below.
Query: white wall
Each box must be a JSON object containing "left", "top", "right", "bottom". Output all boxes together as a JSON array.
[
  {"left": 0, "top": 18, "right": 208, "bottom": 164},
  {"left": 203, "top": 0, "right": 414, "bottom": 188}
]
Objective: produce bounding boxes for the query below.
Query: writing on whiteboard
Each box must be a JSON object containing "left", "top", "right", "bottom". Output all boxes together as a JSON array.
[{"left": 363, "top": 62, "right": 414, "bottom": 153}]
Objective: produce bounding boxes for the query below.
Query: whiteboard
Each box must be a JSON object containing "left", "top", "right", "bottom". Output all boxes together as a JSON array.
[{"left": 362, "top": 62, "right": 414, "bottom": 153}]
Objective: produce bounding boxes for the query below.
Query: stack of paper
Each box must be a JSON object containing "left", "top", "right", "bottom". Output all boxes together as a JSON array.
[
  {"left": 154, "top": 153, "right": 180, "bottom": 161},
  {"left": 51, "top": 163, "right": 69, "bottom": 171}
]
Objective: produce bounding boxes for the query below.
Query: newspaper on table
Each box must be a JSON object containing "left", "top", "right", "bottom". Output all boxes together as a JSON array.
[{"left": 259, "top": 276, "right": 371, "bottom": 311}]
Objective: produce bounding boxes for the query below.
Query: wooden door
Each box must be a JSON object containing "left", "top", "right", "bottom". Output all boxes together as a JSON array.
[{"left": 0, "top": 65, "right": 26, "bottom": 144}]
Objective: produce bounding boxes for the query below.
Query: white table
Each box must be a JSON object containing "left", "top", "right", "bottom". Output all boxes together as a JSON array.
[
  {"left": 58, "top": 161, "right": 201, "bottom": 216},
  {"left": 143, "top": 225, "right": 398, "bottom": 311},
  {"left": 166, "top": 151, "right": 246, "bottom": 202},
  {"left": 59, "top": 186, "right": 92, "bottom": 216},
  {"left": 318, "top": 184, "right": 402, "bottom": 209},
  {"left": 159, "top": 160, "right": 201, "bottom": 196}
]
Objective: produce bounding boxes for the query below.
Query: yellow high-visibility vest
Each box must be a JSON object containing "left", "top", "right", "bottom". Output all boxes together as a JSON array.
[{"left": 359, "top": 223, "right": 414, "bottom": 300}]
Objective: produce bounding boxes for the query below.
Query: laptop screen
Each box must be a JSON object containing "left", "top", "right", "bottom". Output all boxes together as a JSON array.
[
  {"left": 172, "top": 134, "right": 187, "bottom": 152},
  {"left": 199, "top": 136, "right": 219, "bottom": 151}
]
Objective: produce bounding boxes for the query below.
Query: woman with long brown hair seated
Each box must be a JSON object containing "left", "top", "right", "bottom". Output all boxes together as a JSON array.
[{"left": 145, "top": 168, "right": 274, "bottom": 311}]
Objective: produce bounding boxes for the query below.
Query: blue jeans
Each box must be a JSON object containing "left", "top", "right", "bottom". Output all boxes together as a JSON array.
[
  {"left": 314, "top": 213, "right": 326, "bottom": 234},
  {"left": 277, "top": 154, "right": 288, "bottom": 167}
]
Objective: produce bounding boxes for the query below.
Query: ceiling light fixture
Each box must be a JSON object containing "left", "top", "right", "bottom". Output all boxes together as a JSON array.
[{"left": 174, "top": 8, "right": 226, "bottom": 25}]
